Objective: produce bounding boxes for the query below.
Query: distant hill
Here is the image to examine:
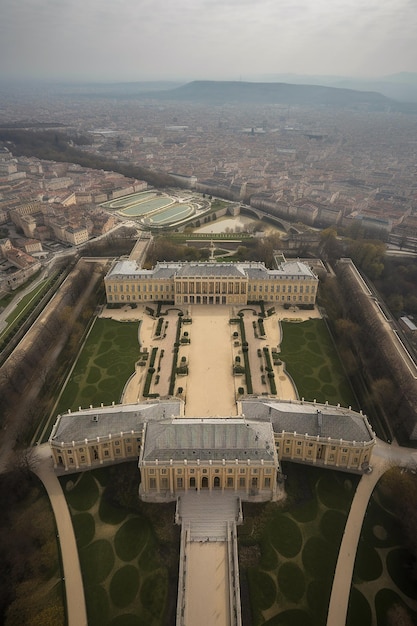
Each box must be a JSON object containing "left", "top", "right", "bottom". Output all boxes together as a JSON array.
[
  {"left": 241, "top": 73, "right": 417, "bottom": 104},
  {"left": 154, "top": 80, "right": 393, "bottom": 109}
]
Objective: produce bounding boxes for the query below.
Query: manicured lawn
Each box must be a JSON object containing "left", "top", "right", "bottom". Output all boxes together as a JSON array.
[
  {"left": 239, "top": 464, "right": 360, "bottom": 626},
  {"left": 279, "top": 319, "right": 357, "bottom": 408},
  {"left": 56, "top": 318, "right": 140, "bottom": 414},
  {"left": 59, "top": 463, "right": 179, "bottom": 626},
  {"left": 347, "top": 481, "right": 417, "bottom": 626}
]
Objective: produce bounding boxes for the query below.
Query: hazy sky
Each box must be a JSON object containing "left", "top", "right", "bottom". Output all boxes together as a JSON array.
[{"left": 0, "top": 0, "right": 416, "bottom": 82}]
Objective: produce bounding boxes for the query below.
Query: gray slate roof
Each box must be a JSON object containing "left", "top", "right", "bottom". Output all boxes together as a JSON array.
[
  {"left": 142, "top": 418, "right": 276, "bottom": 462},
  {"left": 240, "top": 399, "right": 374, "bottom": 443},
  {"left": 49, "top": 400, "right": 182, "bottom": 445}
]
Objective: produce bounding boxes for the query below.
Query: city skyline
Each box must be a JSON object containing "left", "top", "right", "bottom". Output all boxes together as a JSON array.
[{"left": 0, "top": 0, "right": 416, "bottom": 83}]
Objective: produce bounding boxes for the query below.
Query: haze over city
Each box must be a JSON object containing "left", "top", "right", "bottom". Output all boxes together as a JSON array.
[{"left": 0, "top": 0, "right": 416, "bottom": 82}]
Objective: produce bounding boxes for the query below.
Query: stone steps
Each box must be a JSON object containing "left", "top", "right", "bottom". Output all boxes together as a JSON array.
[{"left": 179, "top": 492, "right": 239, "bottom": 542}]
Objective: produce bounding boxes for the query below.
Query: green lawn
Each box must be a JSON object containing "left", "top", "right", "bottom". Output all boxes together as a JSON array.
[
  {"left": 279, "top": 319, "right": 357, "bottom": 408},
  {"left": 59, "top": 463, "right": 179, "bottom": 626},
  {"left": 347, "top": 482, "right": 417, "bottom": 626},
  {"left": 55, "top": 318, "right": 140, "bottom": 414},
  {"left": 239, "top": 464, "right": 360, "bottom": 626}
]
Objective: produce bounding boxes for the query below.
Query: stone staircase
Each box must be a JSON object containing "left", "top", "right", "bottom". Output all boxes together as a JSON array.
[{"left": 178, "top": 491, "right": 240, "bottom": 541}]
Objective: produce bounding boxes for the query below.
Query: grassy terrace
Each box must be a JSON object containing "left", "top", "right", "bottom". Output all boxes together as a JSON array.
[
  {"left": 55, "top": 318, "right": 140, "bottom": 416},
  {"left": 59, "top": 463, "right": 179, "bottom": 626},
  {"left": 347, "top": 476, "right": 417, "bottom": 625},
  {"left": 279, "top": 319, "right": 357, "bottom": 409},
  {"left": 239, "top": 464, "right": 360, "bottom": 626}
]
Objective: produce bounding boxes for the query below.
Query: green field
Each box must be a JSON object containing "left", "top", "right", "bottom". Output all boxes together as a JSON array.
[
  {"left": 239, "top": 464, "right": 360, "bottom": 626},
  {"left": 55, "top": 318, "right": 140, "bottom": 414},
  {"left": 59, "top": 463, "right": 179, "bottom": 626},
  {"left": 347, "top": 479, "right": 417, "bottom": 626},
  {"left": 279, "top": 319, "right": 357, "bottom": 409}
]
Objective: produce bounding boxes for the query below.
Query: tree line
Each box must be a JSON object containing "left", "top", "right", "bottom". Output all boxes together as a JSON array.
[{"left": 0, "top": 129, "right": 179, "bottom": 189}]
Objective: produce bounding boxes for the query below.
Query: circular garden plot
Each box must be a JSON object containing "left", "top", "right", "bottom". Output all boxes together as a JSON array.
[
  {"left": 72, "top": 512, "right": 95, "bottom": 548},
  {"left": 115, "top": 518, "right": 150, "bottom": 561},
  {"left": 353, "top": 540, "right": 383, "bottom": 582},
  {"left": 346, "top": 587, "right": 372, "bottom": 626},
  {"left": 81, "top": 539, "right": 115, "bottom": 584},
  {"left": 99, "top": 497, "right": 128, "bottom": 525},
  {"left": 269, "top": 514, "right": 302, "bottom": 558},
  {"left": 320, "top": 509, "right": 347, "bottom": 544},
  {"left": 306, "top": 578, "right": 331, "bottom": 622},
  {"left": 387, "top": 548, "right": 417, "bottom": 598},
  {"left": 85, "top": 584, "right": 109, "bottom": 625},
  {"left": 302, "top": 536, "right": 333, "bottom": 578},
  {"left": 248, "top": 569, "right": 277, "bottom": 611},
  {"left": 110, "top": 565, "right": 140, "bottom": 608},
  {"left": 278, "top": 562, "right": 305, "bottom": 602},
  {"left": 65, "top": 472, "right": 99, "bottom": 511}
]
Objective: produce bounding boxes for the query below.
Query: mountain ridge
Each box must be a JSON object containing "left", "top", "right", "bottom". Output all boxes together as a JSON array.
[{"left": 153, "top": 79, "right": 395, "bottom": 109}]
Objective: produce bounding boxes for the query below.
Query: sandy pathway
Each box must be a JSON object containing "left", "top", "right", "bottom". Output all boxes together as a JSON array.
[
  {"left": 34, "top": 444, "right": 87, "bottom": 626},
  {"left": 184, "top": 306, "right": 237, "bottom": 417},
  {"left": 184, "top": 542, "right": 230, "bottom": 626}
]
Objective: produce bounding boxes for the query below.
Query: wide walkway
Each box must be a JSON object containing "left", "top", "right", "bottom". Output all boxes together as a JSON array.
[
  {"left": 185, "top": 305, "right": 237, "bottom": 417},
  {"left": 34, "top": 444, "right": 87, "bottom": 626},
  {"left": 179, "top": 492, "right": 240, "bottom": 626}
]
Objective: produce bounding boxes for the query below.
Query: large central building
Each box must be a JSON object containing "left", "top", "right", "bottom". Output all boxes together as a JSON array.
[
  {"left": 49, "top": 398, "right": 375, "bottom": 502},
  {"left": 104, "top": 259, "right": 318, "bottom": 307}
]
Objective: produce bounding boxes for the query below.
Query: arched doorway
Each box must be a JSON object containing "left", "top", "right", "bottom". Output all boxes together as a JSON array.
[
  {"left": 213, "top": 476, "right": 220, "bottom": 489},
  {"left": 201, "top": 476, "right": 209, "bottom": 489},
  {"left": 190, "top": 477, "right": 196, "bottom": 488}
]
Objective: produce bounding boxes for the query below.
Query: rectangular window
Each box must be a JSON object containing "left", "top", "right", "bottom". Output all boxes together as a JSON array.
[
  {"left": 227, "top": 477, "right": 234, "bottom": 488},
  {"left": 177, "top": 477, "right": 183, "bottom": 488},
  {"left": 161, "top": 477, "right": 168, "bottom": 489},
  {"left": 149, "top": 478, "right": 156, "bottom": 489},
  {"left": 264, "top": 477, "right": 271, "bottom": 488},
  {"left": 239, "top": 477, "right": 246, "bottom": 488}
]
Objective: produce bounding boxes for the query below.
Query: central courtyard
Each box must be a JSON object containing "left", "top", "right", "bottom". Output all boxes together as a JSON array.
[{"left": 99, "top": 303, "right": 319, "bottom": 415}]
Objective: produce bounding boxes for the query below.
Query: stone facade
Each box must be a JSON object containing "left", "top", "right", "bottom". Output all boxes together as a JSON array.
[
  {"left": 104, "top": 260, "right": 318, "bottom": 307},
  {"left": 49, "top": 399, "right": 376, "bottom": 501}
]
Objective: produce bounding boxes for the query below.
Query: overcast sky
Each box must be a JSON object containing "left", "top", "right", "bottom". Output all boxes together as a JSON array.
[{"left": 0, "top": 0, "right": 416, "bottom": 83}]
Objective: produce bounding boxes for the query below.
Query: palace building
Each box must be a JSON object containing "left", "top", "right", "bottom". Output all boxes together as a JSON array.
[
  {"left": 104, "top": 260, "right": 318, "bottom": 307},
  {"left": 49, "top": 398, "right": 375, "bottom": 501}
]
